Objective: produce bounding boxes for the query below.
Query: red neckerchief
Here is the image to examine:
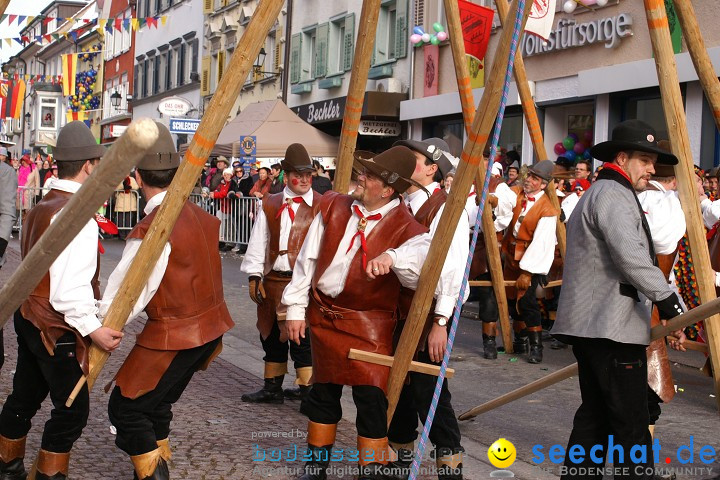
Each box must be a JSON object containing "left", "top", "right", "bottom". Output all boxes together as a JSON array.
[
  {"left": 94, "top": 214, "right": 118, "bottom": 255},
  {"left": 275, "top": 196, "right": 304, "bottom": 223},
  {"left": 601, "top": 162, "right": 632, "bottom": 183},
  {"left": 347, "top": 205, "right": 382, "bottom": 270}
]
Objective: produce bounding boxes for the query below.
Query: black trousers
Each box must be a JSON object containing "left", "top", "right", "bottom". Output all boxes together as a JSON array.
[
  {"left": 387, "top": 348, "right": 462, "bottom": 450},
  {"left": 108, "top": 337, "right": 222, "bottom": 456},
  {"left": 562, "top": 339, "right": 653, "bottom": 480},
  {"left": 304, "top": 383, "right": 387, "bottom": 439},
  {"left": 260, "top": 320, "right": 312, "bottom": 370},
  {"left": 0, "top": 311, "right": 90, "bottom": 453},
  {"left": 474, "top": 273, "right": 499, "bottom": 324},
  {"left": 508, "top": 274, "right": 542, "bottom": 328}
]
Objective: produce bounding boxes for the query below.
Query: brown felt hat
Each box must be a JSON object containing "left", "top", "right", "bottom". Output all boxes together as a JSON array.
[
  {"left": 528, "top": 160, "right": 555, "bottom": 182},
  {"left": 136, "top": 122, "right": 180, "bottom": 171},
  {"left": 281, "top": 143, "right": 315, "bottom": 173},
  {"left": 353, "top": 146, "right": 421, "bottom": 194},
  {"left": 52, "top": 121, "right": 106, "bottom": 162}
]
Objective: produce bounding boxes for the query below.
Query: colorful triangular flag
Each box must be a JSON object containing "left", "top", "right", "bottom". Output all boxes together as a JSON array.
[
  {"left": 17, "top": 15, "right": 26, "bottom": 25},
  {"left": 8, "top": 15, "right": 17, "bottom": 25},
  {"left": 161, "top": 16, "right": 167, "bottom": 26},
  {"left": 123, "top": 18, "right": 130, "bottom": 31},
  {"left": 131, "top": 18, "right": 138, "bottom": 31}
]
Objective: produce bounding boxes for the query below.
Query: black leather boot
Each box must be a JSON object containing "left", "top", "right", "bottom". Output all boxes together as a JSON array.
[
  {"left": 32, "top": 450, "right": 69, "bottom": 480},
  {"left": 297, "top": 445, "right": 332, "bottom": 480},
  {"left": 512, "top": 331, "right": 529, "bottom": 354},
  {"left": 0, "top": 435, "right": 27, "bottom": 480},
  {"left": 358, "top": 462, "right": 386, "bottom": 480},
  {"left": 383, "top": 447, "right": 412, "bottom": 480},
  {"left": 482, "top": 334, "right": 497, "bottom": 360},
  {"left": 241, "top": 375, "right": 284, "bottom": 404},
  {"left": 284, "top": 384, "right": 311, "bottom": 400},
  {"left": 527, "top": 330, "right": 543, "bottom": 364}
]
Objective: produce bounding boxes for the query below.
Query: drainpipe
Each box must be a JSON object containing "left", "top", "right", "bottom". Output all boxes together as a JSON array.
[{"left": 281, "top": 0, "right": 292, "bottom": 104}]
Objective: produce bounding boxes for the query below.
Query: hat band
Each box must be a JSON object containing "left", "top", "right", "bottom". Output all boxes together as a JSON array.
[{"left": 53, "top": 144, "right": 105, "bottom": 161}]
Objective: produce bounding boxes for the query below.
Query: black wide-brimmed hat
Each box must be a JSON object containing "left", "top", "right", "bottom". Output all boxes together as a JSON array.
[
  {"left": 281, "top": 143, "right": 315, "bottom": 173},
  {"left": 353, "top": 146, "right": 422, "bottom": 194},
  {"left": 393, "top": 138, "right": 454, "bottom": 179},
  {"left": 590, "top": 120, "right": 678, "bottom": 165},
  {"left": 137, "top": 122, "right": 180, "bottom": 171},
  {"left": 53, "top": 121, "right": 106, "bottom": 162}
]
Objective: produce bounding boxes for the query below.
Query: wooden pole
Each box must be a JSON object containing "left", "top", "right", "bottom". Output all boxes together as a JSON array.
[
  {"left": 443, "top": 0, "right": 513, "bottom": 353},
  {"left": 65, "top": 0, "right": 285, "bottom": 406},
  {"left": 386, "top": 0, "right": 532, "bottom": 425},
  {"left": 494, "top": 0, "right": 566, "bottom": 259},
  {"left": 469, "top": 279, "right": 562, "bottom": 288},
  {"left": 0, "top": 0, "right": 10, "bottom": 18},
  {"left": 0, "top": 119, "right": 159, "bottom": 329},
  {"left": 644, "top": 0, "right": 720, "bottom": 410},
  {"left": 459, "top": 294, "right": 720, "bottom": 420},
  {"left": 332, "top": 0, "right": 381, "bottom": 194},
  {"left": 674, "top": 0, "right": 720, "bottom": 132},
  {"left": 348, "top": 349, "right": 455, "bottom": 378}
]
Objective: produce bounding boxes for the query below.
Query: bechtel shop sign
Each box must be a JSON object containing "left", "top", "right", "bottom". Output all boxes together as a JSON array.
[{"left": 522, "top": 13, "right": 633, "bottom": 57}]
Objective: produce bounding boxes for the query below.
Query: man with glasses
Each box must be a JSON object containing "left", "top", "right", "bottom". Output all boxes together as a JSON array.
[
  {"left": 283, "top": 146, "right": 439, "bottom": 480},
  {"left": 574, "top": 159, "right": 592, "bottom": 181}
]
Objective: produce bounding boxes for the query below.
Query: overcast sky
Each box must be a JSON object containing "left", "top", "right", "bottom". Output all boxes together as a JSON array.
[{"left": 1, "top": 0, "right": 55, "bottom": 64}]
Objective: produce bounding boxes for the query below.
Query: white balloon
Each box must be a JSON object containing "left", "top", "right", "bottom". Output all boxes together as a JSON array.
[
  {"left": 596, "top": 0, "right": 608, "bottom": 6},
  {"left": 563, "top": 0, "right": 577, "bottom": 13}
]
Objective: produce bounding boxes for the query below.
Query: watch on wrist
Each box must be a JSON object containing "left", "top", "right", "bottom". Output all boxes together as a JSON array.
[{"left": 434, "top": 316, "right": 448, "bottom": 327}]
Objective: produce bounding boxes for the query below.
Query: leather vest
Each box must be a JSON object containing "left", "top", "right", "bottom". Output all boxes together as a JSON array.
[
  {"left": 127, "top": 201, "right": 234, "bottom": 350},
  {"left": 413, "top": 189, "right": 447, "bottom": 228},
  {"left": 312, "top": 192, "right": 428, "bottom": 312},
  {"left": 502, "top": 188, "right": 559, "bottom": 267},
  {"left": 262, "top": 191, "right": 321, "bottom": 275},
  {"left": 20, "top": 189, "right": 100, "bottom": 375}
]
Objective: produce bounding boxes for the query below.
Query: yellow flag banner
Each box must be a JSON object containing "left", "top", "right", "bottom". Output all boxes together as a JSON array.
[
  {"left": 61, "top": 53, "right": 77, "bottom": 96},
  {"left": 66, "top": 110, "right": 86, "bottom": 123}
]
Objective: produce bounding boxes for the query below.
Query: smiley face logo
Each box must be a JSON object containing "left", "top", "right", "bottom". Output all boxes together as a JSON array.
[{"left": 488, "top": 438, "right": 516, "bottom": 469}]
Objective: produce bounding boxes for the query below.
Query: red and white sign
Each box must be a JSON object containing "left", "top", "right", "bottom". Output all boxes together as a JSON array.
[
  {"left": 526, "top": 0, "right": 557, "bottom": 41},
  {"left": 157, "top": 96, "right": 192, "bottom": 116}
]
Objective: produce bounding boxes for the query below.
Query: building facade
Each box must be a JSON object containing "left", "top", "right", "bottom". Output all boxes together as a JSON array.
[
  {"left": 401, "top": 0, "right": 720, "bottom": 170},
  {"left": 287, "top": 0, "right": 412, "bottom": 153},
  {"left": 130, "top": 0, "right": 202, "bottom": 146}
]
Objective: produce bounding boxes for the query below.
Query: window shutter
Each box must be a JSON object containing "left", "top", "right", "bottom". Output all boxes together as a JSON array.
[
  {"left": 414, "top": 0, "right": 424, "bottom": 29},
  {"left": 201, "top": 56, "right": 211, "bottom": 95},
  {"left": 274, "top": 27, "right": 282, "bottom": 72},
  {"left": 395, "top": 0, "right": 408, "bottom": 59},
  {"left": 178, "top": 43, "right": 186, "bottom": 85},
  {"left": 203, "top": 0, "right": 212, "bottom": 14},
  {"left": 314, "top": 23, "right": 328, "bottom": 78},
  {"left": 217, "top": 51, "right": 225, "bottom": 83},
  {"left": 134, "top": 64, "right": 140, "bottom": 98},
  {"left": 343, "top": 13, "right": 355, "bottom": 72},
  {"left": 290, "top": 33, "right": 301, "bottom": 84},
  {"left": 165, "top": 52, "right": 172, "bottom": 90}
]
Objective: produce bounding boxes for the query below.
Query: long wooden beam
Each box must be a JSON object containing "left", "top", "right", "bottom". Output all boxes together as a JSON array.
[
  {"left": 459, "top": 294, "right": 720, "bottom": 420},
  {"left": 443, "top": 0, "right": 513, "bottom": 353},
  {"left": 494, "top": 0, "right": 566, "bottom": 260},
  {"left": 0, "top": 119, "right": 159, "bottom": 329},
  {"left": 644, "top": 0, "right": 720, "bottom": 411},
  {"left": 65, "top": 0, "right": 285, "bottom": 406},
  {"left": 386, "top": 0, "right": 533, "bottom": 425},
  {"left": 348, "top": 349, "right": 455, "bottom": 378},
  {"left": 332, "top": 0, "right": 381, "bottom": 194}
]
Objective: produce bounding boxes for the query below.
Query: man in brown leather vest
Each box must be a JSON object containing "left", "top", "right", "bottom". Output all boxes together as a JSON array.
[
  {"left": 386, "top": 137, "right": 467, "bottom": 480},
  {"left": 501, "top": 160, "right": 559, "bottom": 364},
  {"left": 0, "top": 121, "right": 123, "bottom": 480},
  {"left": 102, "top": 123, "right": 234, "bottom": 480},
  {"left": 240, "top": 143, "right": 320, "bottom": 406},
  {"left": 283, "top": 146, "right": 430, "bottom": 480}
]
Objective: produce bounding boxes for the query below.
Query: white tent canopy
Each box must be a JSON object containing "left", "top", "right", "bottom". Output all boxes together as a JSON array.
[{"left": 181, "top": 100, "right": 339, "bottom": 164}]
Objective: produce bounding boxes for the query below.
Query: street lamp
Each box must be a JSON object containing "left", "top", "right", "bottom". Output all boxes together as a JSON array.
[
  {"left": 252, "top": 47, "right": 280, "bottom": 80},
  {"left": 110, "top": 90, "right": 122, "bottom": 109},
  {"left": 24, "top": 112, "right": 31, "bottom": 127}
]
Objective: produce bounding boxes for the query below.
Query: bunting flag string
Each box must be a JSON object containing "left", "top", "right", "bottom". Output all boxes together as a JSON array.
[
  {"left": 5, "top": 73, "right": 63, "bottom": 86},
  {"left": 0, "top": 13, "right": 169, "bottom": 27},
  {"left": 0, "top": 15, "right": 169, "bottom": 48}
]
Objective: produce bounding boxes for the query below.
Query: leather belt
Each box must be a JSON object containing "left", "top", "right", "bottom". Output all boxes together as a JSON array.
[{"left": 272, "top": 270, "right": 293, "bottom": 277}]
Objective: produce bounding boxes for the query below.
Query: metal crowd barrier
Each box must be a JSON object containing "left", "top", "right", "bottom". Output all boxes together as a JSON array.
[
  {"left": 13, "top": 186, "right": 257, "bottom": 247},
  {"left": 13, "top": 186, "right": 142, "bottom": 237},
  {"left": 189, "top": 193, "right": 259, "bottom": 246}
]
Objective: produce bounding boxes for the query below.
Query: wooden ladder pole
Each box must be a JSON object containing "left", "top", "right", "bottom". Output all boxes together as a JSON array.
[
  {"left": 332, "top": 0, "right": 382, "bottom": 194},
  {"left": 65, "top": 0, "right": 286, "bottom": 407},
  {"left": 643, "top": 0, "right": 720, "bottom": 411}
]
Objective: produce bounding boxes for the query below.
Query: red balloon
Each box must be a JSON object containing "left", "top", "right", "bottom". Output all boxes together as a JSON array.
[{"left": 554, "top": 142, "right": 566, "bottom": 155}]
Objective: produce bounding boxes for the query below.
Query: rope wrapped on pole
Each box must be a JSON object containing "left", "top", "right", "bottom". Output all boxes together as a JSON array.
[
  {"left": 459, "top": 295, "right": 720, "bottom": 420},
  {"left": 0, "top": 118, "right": 160, "bottom": 330},
  {"left": 64, "top": 0, "right": 286, "bottom": 407},
  {"left": 385, "top": 0, "right": 532, "bottom": 427},
  {"left": 407, "top": 2, "right": 531, "bottom": 477},
  {"left": 443, "top": 0, "right": 514, "bottom": 354},
  {"left": 332, "top": 0, "right": 382, "bottom": 195}
]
